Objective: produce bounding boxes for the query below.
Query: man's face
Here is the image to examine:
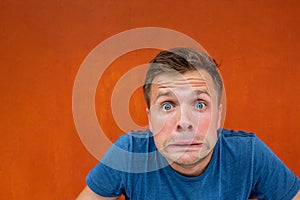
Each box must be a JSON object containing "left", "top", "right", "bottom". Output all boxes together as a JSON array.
[{"left": 147, "top": 70, "right": 222, "bottom": 169}]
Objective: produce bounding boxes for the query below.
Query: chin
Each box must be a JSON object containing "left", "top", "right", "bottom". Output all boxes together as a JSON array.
[{"left": 166, "top": 151, "right": 210, "bottom": 167}]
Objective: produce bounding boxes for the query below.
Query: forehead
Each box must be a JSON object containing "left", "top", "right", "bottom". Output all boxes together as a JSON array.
[
  {"left": 151, "top": 70, "right": 214, "bottom": 91},
  {"left": 148, "top": 70, "right": 219, "bottom": 106}
]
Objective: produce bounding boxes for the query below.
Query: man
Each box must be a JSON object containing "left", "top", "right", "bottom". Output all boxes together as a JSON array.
[{"left": 78, "top": 48, "right": 300, "bottom": 199}]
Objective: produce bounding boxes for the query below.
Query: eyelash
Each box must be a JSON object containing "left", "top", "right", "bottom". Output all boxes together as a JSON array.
[
  {"left": 195, "top": 101, "right": 207, "bottom": 110},
  {"left": 161, "top": 102, "right": 174, "bottom": 111},
  {"left": 160, "top": 101, "right": 208, "bottom": 111}
]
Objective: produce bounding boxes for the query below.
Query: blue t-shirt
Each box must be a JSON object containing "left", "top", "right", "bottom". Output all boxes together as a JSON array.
[{"left": 86, "top": 129, "right": 299, "bottom": 199}]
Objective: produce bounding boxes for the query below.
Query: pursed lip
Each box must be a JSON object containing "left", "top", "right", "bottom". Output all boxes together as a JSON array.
[{"left": 167, "top": 142, "right": 204, "bottom": 148}]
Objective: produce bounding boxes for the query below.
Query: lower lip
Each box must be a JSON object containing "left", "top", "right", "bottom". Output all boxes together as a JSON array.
[{"left": 168, "top": 144, "right": 204, "bottom": 149}]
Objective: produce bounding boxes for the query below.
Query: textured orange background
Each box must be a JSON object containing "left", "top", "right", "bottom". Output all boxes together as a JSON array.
[{"left": 1, "top": 1, "right": 299, "bottom": 199}]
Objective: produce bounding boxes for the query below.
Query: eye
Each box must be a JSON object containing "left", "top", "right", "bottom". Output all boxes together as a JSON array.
[
  {"left": 162, "top": 103, "right": 173, "bottom": 111},
  {"left": 195, "top": 102, "right": 206, "bottom": 110}
]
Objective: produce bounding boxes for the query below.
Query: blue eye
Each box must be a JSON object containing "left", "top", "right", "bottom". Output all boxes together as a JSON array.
[
  {"left": 162, "top": 103, "right": 173, "bottom": 111},
  {"left": 195, "top": 102, "right": 206, "bottom": 110}
]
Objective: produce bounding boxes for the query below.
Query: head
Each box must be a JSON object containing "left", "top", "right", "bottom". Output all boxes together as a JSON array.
[
  {"left": 143, "top": 47, "right": 224, "bottom": 175},
  {"left": 143, "top": 48, "right": 223, "bottom": 108}
]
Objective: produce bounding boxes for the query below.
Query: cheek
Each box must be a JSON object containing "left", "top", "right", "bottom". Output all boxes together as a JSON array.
[
  {"left": 151, "top": 114, "right": 178, "bottom": 149},
  {"left": 153, "top": 132, "right": 164, "bottom": 150},
  {"left": 195, "top": 112, "right": 219, "bottom": 145},
  {"left": 149, "top": 111, "right": 177, "bottom": 135},
  {"left": 150, "top": 116, "right": 164, "bottom": 133},
  {"left": 195, "top": 114, "right": 211, "bottom": 133}
]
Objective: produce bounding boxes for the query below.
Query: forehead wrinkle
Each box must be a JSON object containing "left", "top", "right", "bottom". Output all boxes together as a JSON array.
[
  {"left": 156, "top": 80, "right": 207, "bottom": 88},
  {"left": 155, "top": 74, "right": 207, "bottom": 83},
  {"left": 154, "top": 79, "right": 210, "bottom": 100},
  {"left": 150, "top": 70, "right": 217, "bottom": 105},
  {"left": 154, "top": 87, "right": 211, "bottom": 102}
]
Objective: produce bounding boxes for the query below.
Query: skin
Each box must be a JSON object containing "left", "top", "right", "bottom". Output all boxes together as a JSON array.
[
  {"left": 77, "top": 186, "right": 118, "bottom": 200},
  {"left": 147, "top": 69, "right": 222, "bottom": 177},
  {"left": 77, "top": 69, "right": 300, "bottom": 199}
]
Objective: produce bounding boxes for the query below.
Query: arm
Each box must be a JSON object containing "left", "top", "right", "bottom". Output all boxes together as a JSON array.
[
  {"left": 77, "top": 186, "right": 120, "bottom": 200},
  {"left": 293, "top": 190, "right": 300, "bottom": 200},
  {"left": 250, "top": 137, "right": 300, "bottom": 199}
]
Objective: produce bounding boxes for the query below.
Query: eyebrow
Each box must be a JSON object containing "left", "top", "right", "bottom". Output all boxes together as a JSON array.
[
  {"left": 194, "top": 89, "right": 211, "bottom": 97},
  {"left": 155, "top": 91, "right": 174, "bottom": 102},
  {"left": 154, "top": 89, "right": 211, "bottom": 103}
]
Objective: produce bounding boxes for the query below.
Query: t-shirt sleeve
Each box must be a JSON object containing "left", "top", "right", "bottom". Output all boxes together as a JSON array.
[
  {"left": 86, "top": 162, "right": 124, "bottom": 197},
  {"left": 86, "top": 135, "right": 130, "bottom": 197},
  {"left": 249, "top": 136, "right": 300, "bottom": 199}
]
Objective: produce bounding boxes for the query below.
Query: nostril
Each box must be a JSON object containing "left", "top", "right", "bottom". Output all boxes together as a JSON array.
[
  {"left": 176, "top": 124, "right": 193, "bottom": 130},
  {"left": 177, "top": 125, "right": 182, "bottom": 130}
]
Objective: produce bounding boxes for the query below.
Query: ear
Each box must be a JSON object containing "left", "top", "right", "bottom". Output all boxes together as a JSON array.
[
  {"left": 146, "top": 107, "right": 152, "bottom": 131},
  {"left": 217, "top": 104, "right": 223, "bottom": 128}
]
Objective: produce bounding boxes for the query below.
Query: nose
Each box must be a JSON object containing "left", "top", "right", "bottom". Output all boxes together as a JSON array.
[{"left": 176, "top": 106, "right": 193, "bottom": 131}]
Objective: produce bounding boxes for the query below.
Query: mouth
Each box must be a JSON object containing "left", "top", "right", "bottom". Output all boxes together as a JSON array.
[{"left": 168, "top": 143, "right": 203, "bottom": 149}]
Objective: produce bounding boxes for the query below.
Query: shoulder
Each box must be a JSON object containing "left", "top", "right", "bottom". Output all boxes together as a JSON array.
[
  {"left": 99, "top": 129, "right": 161, "bottom": 173},
  {"left": 218, "top": 128, "right": 256, "bottom": 139},
  {"left": 218, "top": 129, "right": 257, "bottom": 151},
  {"left": 113, "top": 129, "right": 155, "bottom": 153},
  {"left": 217, "top": 129, "right": 274, "bottom": 157}
]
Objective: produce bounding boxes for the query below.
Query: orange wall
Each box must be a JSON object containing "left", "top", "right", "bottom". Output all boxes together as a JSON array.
[{"left": 1, "top": 0, "right": 299, "bottom": 199}]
